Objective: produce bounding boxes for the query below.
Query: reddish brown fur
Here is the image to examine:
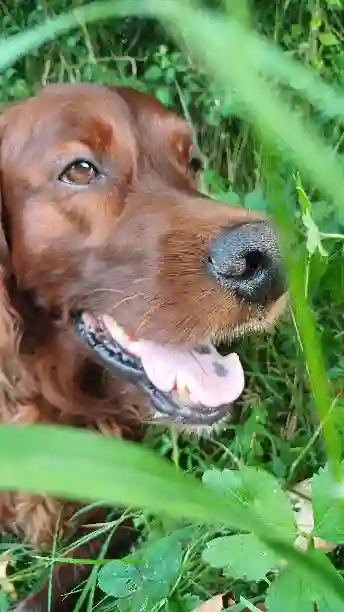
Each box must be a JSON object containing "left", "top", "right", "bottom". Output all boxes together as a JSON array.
[{"left": 0, "top": 83, "right": 283, "bottom": 611}]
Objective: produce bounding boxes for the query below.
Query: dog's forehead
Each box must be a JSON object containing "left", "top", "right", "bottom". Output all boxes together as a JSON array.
[
  {"left": 2, "top": 87, "right": 136, "bottom": 158},
  {"left": 2, "top": 85, "right": 192, "bottom": 164}
]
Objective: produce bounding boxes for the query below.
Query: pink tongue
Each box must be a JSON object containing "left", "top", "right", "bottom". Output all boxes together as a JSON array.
[{"left": 133, "top": 341, "right": 245, "bottom": 408}]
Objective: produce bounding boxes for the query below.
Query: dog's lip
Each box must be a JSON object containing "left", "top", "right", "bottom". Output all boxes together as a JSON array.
[{"left": 70, "top": 311, "right": 244, "bottom": 426}]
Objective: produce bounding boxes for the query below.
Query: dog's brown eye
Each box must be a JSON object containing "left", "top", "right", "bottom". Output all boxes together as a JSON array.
[
  {"left": 59, "top": 160, "right": 100, "bottom": 185},
  {"left": 188, "top": 153, "right": 203, "bottom": 175}
]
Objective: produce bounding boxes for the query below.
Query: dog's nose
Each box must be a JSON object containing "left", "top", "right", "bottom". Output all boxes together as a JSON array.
[{"left": 206, "top": 221, "right": 284, "bottom": 303}]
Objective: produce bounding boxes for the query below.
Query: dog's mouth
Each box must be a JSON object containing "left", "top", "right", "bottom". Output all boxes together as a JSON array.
[{"left": 71, "top": 311, "right": 245, "bottom": 427}]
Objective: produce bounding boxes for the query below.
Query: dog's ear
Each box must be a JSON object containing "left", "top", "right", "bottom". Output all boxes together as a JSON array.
[{"left": 0, "top": 104, "right": 18, "bottom": 268}]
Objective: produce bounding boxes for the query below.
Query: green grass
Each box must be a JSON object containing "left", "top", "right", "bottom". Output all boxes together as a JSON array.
[{"left": 1, "top": 0, "right": 344, "bottom": 611}]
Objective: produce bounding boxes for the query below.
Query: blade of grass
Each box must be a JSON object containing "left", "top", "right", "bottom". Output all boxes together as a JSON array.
[
  {"left": 148, "top": 0, "right": 343, "bottom": 497},
  {"left": 3, "top": 0, "right": 344, "bottom": 128},
  {"left": 0, "top": 1, "right": 144, "bottom": 73},
  {"left": 0, "top": 423, "right": 344, "bottom": 601}
]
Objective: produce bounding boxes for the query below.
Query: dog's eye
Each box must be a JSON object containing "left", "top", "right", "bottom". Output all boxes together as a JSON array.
[
  {"left": 188, "top": 154, "right": 203, "bottom": 175},
  {"left": 59, "top": 160, "right": 100, "bottom": 185}
]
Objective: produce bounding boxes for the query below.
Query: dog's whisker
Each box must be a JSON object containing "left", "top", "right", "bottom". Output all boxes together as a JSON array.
[{"left": 110, "top": 293, "right": 146, "bottom": 312}]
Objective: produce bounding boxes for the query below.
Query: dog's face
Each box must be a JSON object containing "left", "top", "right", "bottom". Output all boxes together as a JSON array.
[{"left": 0, "top": 83, "right": 285, "bottom": 427}]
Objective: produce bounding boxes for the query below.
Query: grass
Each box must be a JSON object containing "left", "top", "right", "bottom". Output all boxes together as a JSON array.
[{"left": 1, "top": 0, "right": 344, "bottom": 610}]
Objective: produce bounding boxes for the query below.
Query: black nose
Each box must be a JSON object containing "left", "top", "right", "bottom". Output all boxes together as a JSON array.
[{"left": 206, "top": 221, "right": 284, "bottom": 303}]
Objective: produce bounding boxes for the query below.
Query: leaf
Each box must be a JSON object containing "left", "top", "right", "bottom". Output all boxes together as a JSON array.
[
  {"left": 98, "top": 560, "right": 139, "bottom": 599},
  {"left": 203, "top": 533, "right": 280, "bottom": 581},
  {"left": 140, "top": 535, "right": 182, "bottom": 583},
  {"left": 144, "top": 65, "right": 163, "bottom": 81},
  {"left": 287, "top": 478, "right": 336, "bottom": 552},
  {"left": 203, "top": 170, "right": 228, "bottom": 194},
  {"left": 302, "top": 209, "right": 328, "bottom": 257},
  {"left": 319, "top": 32, "right": 339, "bottom": 47},
  {"left": 203, "top": 467, "right": 296, "bottom": 541},
  {"left": 194, "top": 595, "right": 223, "bottom": 612},
  {"left": 244, "top": 188, "right": 268, "bottom": 212},
  {"left": 265, "top": 551, "right": 344, "bottom": 612},
  {"left": 266, "top": 565, "right": 315, "bottom": 612},
  {"left": 155, "top": 87, "right": 173, "bottom": 106},
  {"left": 312, "top": 462, "right": 344, "bottom": 543},
  {"left": 241, "top": 468, "right": 296, "bottom": 541},
  {"left": 213, "top": 191, "right": 241, "bottom": 206},
  {"left": 98, "top": 535, "right": 182, "bottom": 603}
]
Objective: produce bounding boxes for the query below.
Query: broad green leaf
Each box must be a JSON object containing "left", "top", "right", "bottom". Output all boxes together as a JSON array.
[
  {"left": 140, "top": 535, "right": 182, "bottom": 583},
  {"left": 266, "top": 565, "right": 317, "bottom": 612},
  {"left": 319, "top": 32, "right": 339, "bottom": 46},
  {"left": 203, "top": 468, "right": 296, "bottom": 541},
  {"left": 155, "top": 87, "right": 173, "bottom": 107},
  {"left": 213, "top": 191, "right": 241, "bottom": 206},
  {"left": 244, "top": 189, "right": 268, "bottom": 212},
  {"left": 203, "top": 533, "right": 280, "bottom": 581},
  {"left": 98, "top": 560, "right": 139, "bottom": 598},
  {"left": 144, "top": 65, "right": 163, "bottom": 81},
  {"left": 302, "top": 209, "right": 328, "bottom": 257},
  {"left": 240, "top": 468, "right": 296, "bottom": 540},
  {"left": 312, "top": 462, "right": 344, "bottom": 542},
  {"left": 203, "top": 170, "right": 228, "bottom": 194},
  {"left": 98, "top": 536, "right": 182, "bottom": 605},
  {"left": 266, "top": 551, "right": 344, "bottom": 612}
]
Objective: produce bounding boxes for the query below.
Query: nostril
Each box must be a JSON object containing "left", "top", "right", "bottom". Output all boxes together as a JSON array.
[
  {"left": 207, "top": 249, "right": 267, "bottom": 280},
  {"left": 206, "top": 254, "right": 248, "bottom": 278},
  {"left": 242, "top": 250, "right": 268, "bottom": 278}
]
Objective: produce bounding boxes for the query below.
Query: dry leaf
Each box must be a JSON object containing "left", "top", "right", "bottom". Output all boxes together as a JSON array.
[
  {"left": 0, "top": 552, "right": 15, "bottom": 595},
  {"left": 194, "top": 595, "right": 224, "bottom": 611},
  {"left": 287, "top": 478, "right": 336, "bottom": 553}
]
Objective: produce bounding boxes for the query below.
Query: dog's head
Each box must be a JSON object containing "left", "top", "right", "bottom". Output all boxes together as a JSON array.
[{"left": 0, "top": 83, "right": 286, "bottom": 427}]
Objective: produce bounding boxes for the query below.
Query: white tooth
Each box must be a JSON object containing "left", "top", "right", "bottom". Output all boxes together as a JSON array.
[
  {"left": 102, "top": 315, "right": 130, "bottom": 347},
  {"left": 176, "top": 371, "right": 189, "bottom": 394}
]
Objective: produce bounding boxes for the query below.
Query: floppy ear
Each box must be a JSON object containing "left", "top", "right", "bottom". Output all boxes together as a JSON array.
[
  {"left": 0, "top": 107, "right": 13, "bottom": 268},
  {"left": 0, "top": 105, "right": 24, "bottom": 398}
]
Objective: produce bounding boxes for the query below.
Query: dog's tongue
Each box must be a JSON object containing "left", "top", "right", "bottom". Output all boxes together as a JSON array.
[
  {"left": 135, "top": 341, "right": 245, "bottom": 408},
  {"left": 102, "top": 315, "right": 244, "bottom": 408}
]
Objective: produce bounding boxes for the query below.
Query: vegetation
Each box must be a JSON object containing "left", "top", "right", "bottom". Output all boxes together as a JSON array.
[{"left": 1, "top": 0, "right": 344, "bottom": 610}]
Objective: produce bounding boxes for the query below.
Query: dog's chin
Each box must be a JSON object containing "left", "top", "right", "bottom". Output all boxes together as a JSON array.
[{"left": 146, "top": 409, "right": 232, "bottom": 438}]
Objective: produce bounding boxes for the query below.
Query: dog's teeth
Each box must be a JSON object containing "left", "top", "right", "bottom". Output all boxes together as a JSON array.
[
  {"left": 176, "top": 372, "right": 189, "bottom": 394},
  {"left": 102, "top": 315, "right": 130, "bottom": 346}
]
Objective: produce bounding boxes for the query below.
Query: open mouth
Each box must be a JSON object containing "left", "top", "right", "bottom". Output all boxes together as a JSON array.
[{"left": 71, "top": 312, "right": 245, "bottom": 427}]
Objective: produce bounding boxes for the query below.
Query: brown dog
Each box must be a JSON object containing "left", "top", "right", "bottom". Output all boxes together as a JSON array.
[{"left": 0, "top": 83, "right": 285, "bottom": 611}]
